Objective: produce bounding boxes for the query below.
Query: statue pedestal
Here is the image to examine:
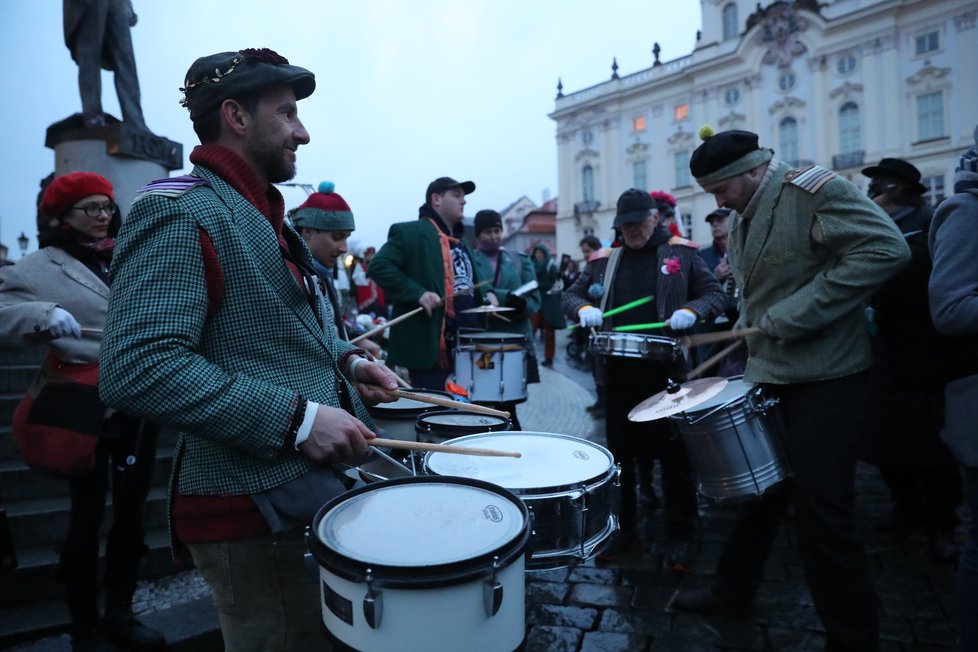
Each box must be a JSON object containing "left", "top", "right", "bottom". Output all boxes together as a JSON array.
[{"left": 45, "top": 114, "right": 183, "bottom": 219}]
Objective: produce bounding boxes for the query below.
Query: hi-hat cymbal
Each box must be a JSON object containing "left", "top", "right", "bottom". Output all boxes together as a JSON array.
[
  {"left": 461, "top": 305, "right": 516, "bottom": 314},
  {"left": 628, "top": 377, "right": 728, "bottom": 422}
]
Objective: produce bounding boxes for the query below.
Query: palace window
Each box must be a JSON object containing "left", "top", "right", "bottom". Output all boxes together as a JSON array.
[
  {"left": 581, "top": 165, "right": 595, "bottom": 202},
  {"left": 674, "top": 151, "right": 692, "bottom": 188},
  {"left": 779, "top": 117, "right": 799, "bottom": 166},
  {"left": 722, "top": 3, "right": 739, "bottom": 41},
  {"left": 838, "top": 102, "right": 861, "bottom": 154},
  {"left": 916, "top": 91, "right": 945, "bottom": 141},
  {"left": 632, "top": 160, "right": 648, "bottom": 190}
]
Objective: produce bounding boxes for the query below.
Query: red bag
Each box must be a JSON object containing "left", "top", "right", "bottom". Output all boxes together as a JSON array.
[{"left": 11, "top": 352, "right": 104, "bottom": 474}]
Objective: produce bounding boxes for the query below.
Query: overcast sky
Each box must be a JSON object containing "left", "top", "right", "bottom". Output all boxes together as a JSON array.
[{"left": 0, "top": 1, "right": 701, "bottom": 257}]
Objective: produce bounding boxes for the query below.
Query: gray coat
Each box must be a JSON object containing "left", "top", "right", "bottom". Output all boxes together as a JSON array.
[{"left": 0, "top": 247, "right": 108, "bottom": 363}]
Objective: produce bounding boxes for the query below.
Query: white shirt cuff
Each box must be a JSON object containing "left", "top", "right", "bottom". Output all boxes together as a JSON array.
[{"left": 293, "top": 401, "right": 320, "bottom": 449}]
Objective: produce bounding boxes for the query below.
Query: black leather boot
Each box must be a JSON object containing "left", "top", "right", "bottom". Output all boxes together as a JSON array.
[{"left": 103, "top": 596, "right": 165, "bottom": 652}]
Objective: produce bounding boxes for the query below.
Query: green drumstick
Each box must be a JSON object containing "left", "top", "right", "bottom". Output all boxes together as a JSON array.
[
  {"left": 614, "top": 318, "right": 706, "bottom": 332},
  {"left": 567, "top": 294, "right": 654, "bottom": 330}
]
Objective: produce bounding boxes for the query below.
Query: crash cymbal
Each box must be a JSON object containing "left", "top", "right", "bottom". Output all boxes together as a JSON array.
[
  {"left": 628, "top": 377, "right": 728, "bottom": 422},
  {"left": 461, "top": 305, "right": 516, "bottom": 314}
]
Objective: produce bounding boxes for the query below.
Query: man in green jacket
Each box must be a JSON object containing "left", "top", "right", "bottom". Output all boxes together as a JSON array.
[
  {"left": 369, "top": 177, "right": 484, "bottom": 389},
  {"left": 670, "top": 128, "right": 910, "bottom": 652}
]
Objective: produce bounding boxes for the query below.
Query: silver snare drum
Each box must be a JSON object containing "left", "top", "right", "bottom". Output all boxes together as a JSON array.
[
  {"left": 589, "top": 332, "right": 680, "bottom": 362},
  {"left": 424, "top": 432, "right": 620, "bottom": 570},
  {"left": 669, "top": 378, "right": 789, "bottom": 501}
]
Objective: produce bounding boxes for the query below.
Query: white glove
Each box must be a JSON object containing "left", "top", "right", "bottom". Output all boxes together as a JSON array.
[
  {"left": 578, "top": 306, "right": 603, "bottom": 328},
  {"left": 667, "top": 308, "right": 697, "bottom": 331},
  {"left": 47, "top": 307, "right": 81, "bottom": 339}
]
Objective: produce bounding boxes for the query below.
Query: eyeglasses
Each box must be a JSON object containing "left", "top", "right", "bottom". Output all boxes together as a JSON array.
[{"left": 70, "top": 202, "right": 117, "bottom": 218}]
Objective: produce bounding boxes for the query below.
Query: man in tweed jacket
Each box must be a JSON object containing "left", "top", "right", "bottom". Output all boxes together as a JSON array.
[
  {"left": 563, "top": 188, "right": 726, "bottom": 566},
  {"left": 670, "top": 129, "right": 910, "bottom": 652},
  {"left": 99, "top": 49, "right": 398, "bottom": 650}
]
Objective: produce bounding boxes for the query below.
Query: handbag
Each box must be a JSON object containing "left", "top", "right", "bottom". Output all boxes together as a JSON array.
[{"left": 11, "top": 351, "right": 106, "bottom": 474}]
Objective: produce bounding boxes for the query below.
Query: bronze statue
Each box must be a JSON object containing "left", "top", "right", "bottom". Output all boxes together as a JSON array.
[{"left": 63, "top": 0, "right": 147, "bottom": 130}]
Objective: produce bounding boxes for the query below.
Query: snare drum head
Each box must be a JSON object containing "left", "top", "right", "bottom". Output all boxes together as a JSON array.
[
  {"left": 418, "top": 411, "right": 508, "bottom": 430},
  {"left": 685, "top": 377, "right": 754, "bottom": 413},
  {"left": 317, "top": 480, "right": 525, "bottom": 567},
  {"left": 425, "top": 432, "right": 613, "bottom": 490},
  {"left": 458, "top": 331, "right": 526, "bottom": 345},
  {"left": 370, "top": 390, "right": 451, "bottom": 415}
]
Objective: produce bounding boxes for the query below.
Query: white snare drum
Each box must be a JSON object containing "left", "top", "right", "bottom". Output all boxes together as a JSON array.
[
  {"left": 589, "top": 332, "right": 680, "bottom": 362},
  {"left": 308, "top": 477, "right": 530, "bottom": 652},
  {"left": 669, "top": 378, "right": 789, "bottom": 501},
  {"left": 424, "top": 432, "right": 620, "bottom": 570},
  {"left": 368, "top": 390, "right": 453, "bottom": 441},
  {"left": 454, "top": 332, "right": 527, "bottom": 403},
  {"left": 415, "top": 409, "right": 511, "bottom": 444}
]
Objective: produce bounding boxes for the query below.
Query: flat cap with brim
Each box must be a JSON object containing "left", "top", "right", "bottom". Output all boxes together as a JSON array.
[
  {"left": 861, "top": 158, "right": 927, "bottom": 194},
  {"left": 181, "top": 48, "right": 315, "bottom": 120},
  {"left": 426, "top": 177, "right": 476, "bottom": 202},
  {"left": 613, "top": 188, "right": 657, "bottom": 227},
  {"left": 690, "top": 128, "right": 773, "bottom": 185}
]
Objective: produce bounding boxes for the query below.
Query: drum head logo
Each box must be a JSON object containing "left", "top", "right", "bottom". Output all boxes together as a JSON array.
[
  {"left": 483, "top": 504, "right": 504, "bottom": 522},
  {"left": 573, "top": 450, "right": 590, "bottom": 461},
  {"left": 477, "top": 352, "right": 495, "bottom": 370}
]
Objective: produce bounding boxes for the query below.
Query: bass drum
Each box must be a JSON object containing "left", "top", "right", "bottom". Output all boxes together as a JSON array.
[
  {"left": 308, "top": 476, "right": 530, "bottom": 652},
  {"left": 415, "top": 409, "right": 511, "bottom": 444}
]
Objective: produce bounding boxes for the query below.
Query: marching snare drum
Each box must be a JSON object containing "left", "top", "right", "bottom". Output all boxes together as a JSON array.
[
  {"left": 368, "top": 390, "right": 453, "bottom": 441},
  {"left": 424, "top": 432, "right": 620, "bottom": 570},
  {"left": 308, "top": 477, "right": 530, "bottom": 652},
  {"left": 415, "top": 409, "right": 511, "bottom": 444},
  {"left": 668, "top": 377, "right": 789, "bottom": 501},
  {"left": 454, "top": 332, "right": 527, "bottom": 403},
  {"left": 589, "top": 332, "right": 680, "bottom": 362}
]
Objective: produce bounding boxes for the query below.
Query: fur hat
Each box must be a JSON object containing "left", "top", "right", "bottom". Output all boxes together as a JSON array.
[{"left": 291, "top": 181, "right": 355, "bottom": 231}]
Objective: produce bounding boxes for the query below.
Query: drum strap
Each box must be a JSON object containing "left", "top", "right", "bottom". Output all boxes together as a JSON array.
[{"left": 599, "top": 248, "right": 625, "bottom": 316}]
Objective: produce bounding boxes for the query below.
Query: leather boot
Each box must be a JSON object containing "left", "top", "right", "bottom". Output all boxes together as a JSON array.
[{"left": 103, "top": 595, "right": 166, "bottom": 652}]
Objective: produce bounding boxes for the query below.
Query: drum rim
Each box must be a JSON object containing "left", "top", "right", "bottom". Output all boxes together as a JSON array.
[
  {"left": 423, "top": 431, "right": 616, "bottom": 495},
  {"left": 457, "top": 331, "right": 527, "bottom": 344},
  {"left": 308, "top": 476, "right": 531, "bottom": 589},
  {"left": 592, "top": 332, "right": 677, "bottom": 344}
]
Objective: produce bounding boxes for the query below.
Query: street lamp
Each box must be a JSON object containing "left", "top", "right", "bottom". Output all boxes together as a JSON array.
[{"left": 17, "top": 232, "right": 29, "bottom": 258}]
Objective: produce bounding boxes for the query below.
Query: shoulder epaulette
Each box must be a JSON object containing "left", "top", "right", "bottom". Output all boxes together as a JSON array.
[
  {"left": 133, "top": 174, "right": 211, "bottom": 200},
  {"left": 783, "top": 165, "right": 836, "bottom": 194}
]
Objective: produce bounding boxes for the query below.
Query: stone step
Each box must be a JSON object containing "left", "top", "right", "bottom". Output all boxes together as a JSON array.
[
  {"left": 0, "top": 365, "right": 37, "bottom": 393},
  {"left": 0, "top": 527, "right": 190, "bottom": 609},
  {"left": 0, "top": 448, "right": 174, "bottom": 502},
  {"left": 0, "top": 392, "right": 21, "bottom": 426},
  {"left": 0, "top": 594, "right": 221, "bottom": 651},
  {"left": 1, "top": 425, "right": 22, "bottom": 461},
  {"left": 5, "top": 486, "right": 168, "bottom": 549}
]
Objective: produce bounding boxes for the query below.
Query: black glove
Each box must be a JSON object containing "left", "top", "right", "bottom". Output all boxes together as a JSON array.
[{"left": 505, "top": 293, "right": 528, "bottom": 314}]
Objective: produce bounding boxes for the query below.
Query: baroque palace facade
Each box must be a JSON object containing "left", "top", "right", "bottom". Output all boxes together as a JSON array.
[{"left": 549, "top": 0, "right": 978, "bottom": 252}]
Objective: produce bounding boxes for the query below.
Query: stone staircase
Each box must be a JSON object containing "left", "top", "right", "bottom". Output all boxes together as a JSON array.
[{"left": 0, "top": 345, "right": 220, "bottom": 649}]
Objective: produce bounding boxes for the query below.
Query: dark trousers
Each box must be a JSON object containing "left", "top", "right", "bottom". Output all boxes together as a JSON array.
[
  {"left": 60, "top": 417, "right": 158, "bottom": 629},
  {"left": 605, "top": 359, "right": 697, "bottom": 538},
  {"left": 958, "top": 465, "right": 978, "bottom": 652},
  {"left": 713, "top": 371, "right": 879, "bottom": 651}
]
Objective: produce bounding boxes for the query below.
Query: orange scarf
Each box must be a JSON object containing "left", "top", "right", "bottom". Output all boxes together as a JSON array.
[{"left": 426, "top": 218, "right": 460, "bottom": 367}]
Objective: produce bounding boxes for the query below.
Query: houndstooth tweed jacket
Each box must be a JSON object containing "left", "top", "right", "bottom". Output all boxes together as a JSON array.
[{"left": 99, "top": 166, "right": 371, "bottom": 496}]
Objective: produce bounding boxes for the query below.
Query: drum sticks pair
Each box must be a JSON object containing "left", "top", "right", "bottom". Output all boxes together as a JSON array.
[{"left": 566, "top": 294, "right": 654, "bottom": 330}]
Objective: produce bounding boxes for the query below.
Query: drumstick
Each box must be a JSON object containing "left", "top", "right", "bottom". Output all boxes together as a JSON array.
[
  {"left": 24, "top": 327, "right": 103, "bottom": 342},
  {"left": 371, "top": 438, "right": 521, "bottom": 459},
  {"left": 393, "top": 389, "right": 510, "bottom": 419},
  {"left": 686, "top": 340, "right": 743, "bottom": 380},
  {"left": 567, "top": 294, "right": 654, "bottom": 330},
  {"left": 678, "top": 327, "right": 761, "bottom": 348},
  {"left": 350, "top": 280, "right": 494, "bottom": 344},
  {"left": 490, "top": 312, "right": 512, "bottom": 323}
]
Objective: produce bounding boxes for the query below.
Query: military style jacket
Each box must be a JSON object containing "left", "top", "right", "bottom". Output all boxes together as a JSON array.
[
  {"left": 99, "top": 166, "right": 370, "bottom": 496},
  {"left": 728, "top": 161, "right": 910, "bottom": 384}
]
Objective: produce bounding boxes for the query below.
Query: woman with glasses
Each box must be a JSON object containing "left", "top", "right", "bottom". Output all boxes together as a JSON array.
[{"left": 0, "top": 172, "right": 165, "bottom": 651}]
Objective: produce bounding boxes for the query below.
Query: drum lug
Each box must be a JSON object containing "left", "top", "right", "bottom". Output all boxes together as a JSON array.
[
  {"left": 483, "top": 556, "right": 504, "bottom": 618},
  {"left": 363, "top": 569, "right": 383, "bottom": 629}
]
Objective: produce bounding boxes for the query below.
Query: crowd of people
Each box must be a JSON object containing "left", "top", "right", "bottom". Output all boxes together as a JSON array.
[{"left": 0, "top": 45, "right": 975, "bottom": 652}]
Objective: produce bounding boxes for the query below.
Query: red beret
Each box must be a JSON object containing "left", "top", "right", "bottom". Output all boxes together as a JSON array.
[{"left": 40, "top": 172, "right": 115, "bottom": 219}]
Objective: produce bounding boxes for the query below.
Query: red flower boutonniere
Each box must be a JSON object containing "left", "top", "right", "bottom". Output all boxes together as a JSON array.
[{"left": 661, "top": 257, "right": 682, "bottom": 275}]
